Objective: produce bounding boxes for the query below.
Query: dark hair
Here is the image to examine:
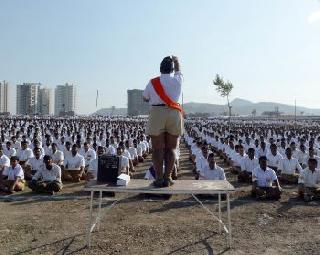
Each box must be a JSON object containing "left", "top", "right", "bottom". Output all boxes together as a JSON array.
[
  {"left": 259, "top": 156, "right": 267, "bottom": 161},
  {"left": 10, "top": 156, "right": 19, "bottom": 161},
  {"left": 248, "top": 148, "right": 255, "bottom": 153},
  {"left": 308, "top": 158, "right": 318, "bottom": 165},
  {"left": 43, "top": 155, "right": 52, "bottom": 161},
  {"left": 208, "top": 153, "right": 215, "bottom": 159},
  {"left": 160, "top": 56, "right": 174, "bottom": 74}
]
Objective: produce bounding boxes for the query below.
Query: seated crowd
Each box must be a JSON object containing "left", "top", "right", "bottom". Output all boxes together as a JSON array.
[
  {"left": 1, "top": 116, "right": 320, "bottom": 203},
  {"left": 0, "top": 117, "right": 151, "bottom": 195},
  {"left": 184, "top": 118, "right": 320, "bottom": 201}
]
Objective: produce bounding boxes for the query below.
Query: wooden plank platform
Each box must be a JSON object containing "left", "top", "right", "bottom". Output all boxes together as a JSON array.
[{"left": 84, "top": 179, "right": 235, "bottom": 195}]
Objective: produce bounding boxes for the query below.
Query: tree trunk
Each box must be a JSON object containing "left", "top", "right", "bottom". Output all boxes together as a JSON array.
[{"left": 227, "top": 96, "right": 231, "bottom": 130}]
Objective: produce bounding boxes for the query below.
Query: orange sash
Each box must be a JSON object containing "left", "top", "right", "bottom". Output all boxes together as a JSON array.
[{"left": 150, "top": 77, "right": 183, "bottom": 113}]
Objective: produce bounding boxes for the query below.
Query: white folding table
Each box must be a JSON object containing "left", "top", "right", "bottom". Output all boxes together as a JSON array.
[{"left": 84, "top": 180, "right": 235, "bottom": 249}]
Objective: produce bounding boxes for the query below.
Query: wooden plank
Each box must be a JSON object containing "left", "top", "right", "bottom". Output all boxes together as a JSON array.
[{"left": 84, "top": 180, "right": 235, "bottom": 195}]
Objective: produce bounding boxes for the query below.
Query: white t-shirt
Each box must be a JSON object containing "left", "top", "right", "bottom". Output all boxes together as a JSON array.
[
  {"left": 88, "top": 158, "right": 98, "bottom": 180},
  {"left": 3, "top": 164, "right": 24, "bottom": 180},
  {"left": 266, "top": 152, "right": 283, "bottom": 168},
  {"left": 241, "top": 156, "right": 259, "bottom": 173},
  {"left": 64, "top": 153, "right": 85, "bottom": 170},
  {"left": 51, "top": 150, "right": 64, "bottom": 165},
  {"left": 106, "top": 146, "right": 116, "bottom": 156},
  {"left": 199, "top": 164, "right": 226, "bottom": 180},
  {"left": 0, "top": 154, "right": 10, "bottom": 168},
  {"left": 80, "top": 148, "right": 97, "bottom": 166},
  {"left": 278, "top": 157, "right": 302, "bottom": 175},
  {"left": 252, "top": 167, "right": 278, "bottom": 187},
  {"left": 17, "top": 148, "right": 34, "bottom": 161},
  {"left": 298, "top": 168, "right": 320, "bottom": 188},
  {"left": 128, "top": 147, "right": 138, "bottom": 159},
  {"left": 3, "top": 147, "right": 16, "bottom": 158},
  {"left": 28, "top": 156, "right": 44, "bottom": 171},
  {"left": 120, "top": 156, "right": 130, "bottom": 172},
  {"left": 32, "top": 163, "right": 61, "bottom": 182}
]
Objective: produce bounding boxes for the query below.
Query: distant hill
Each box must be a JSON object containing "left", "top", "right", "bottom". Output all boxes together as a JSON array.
[
  {"left": 92, "top": 98, "right": 320, "bottom": 116},
  {"left": 92, "top": 108, "right": 127, "bottom": 116},
  {"left": 184, "top": 98, "right": 320, "bottom": 116}
]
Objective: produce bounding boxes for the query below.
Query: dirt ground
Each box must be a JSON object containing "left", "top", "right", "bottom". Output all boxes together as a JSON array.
[{"left": 0, "top": 144, "right": 320, "bottom": 255}]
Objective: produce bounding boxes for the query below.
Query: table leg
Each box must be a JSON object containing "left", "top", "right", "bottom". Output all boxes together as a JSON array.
[
  {"left": 227, "top": 193, "right": 232, "bottom": 248},
  {"left": 87, "top": 191, "right": 94, "bottom": 248},
  {"left": 97, "top": 190, "right": 102, "bottom": 231},
  {"left": 218, "top": 193, "right": 221, "bottom": 234}
]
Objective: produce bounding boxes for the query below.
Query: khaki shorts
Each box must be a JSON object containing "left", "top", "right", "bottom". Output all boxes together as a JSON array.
[{"left": 147, "top": 106, "right": 183, "bottom": 136}]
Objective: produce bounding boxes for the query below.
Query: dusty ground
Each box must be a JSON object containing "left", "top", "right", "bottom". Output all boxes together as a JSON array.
[{"left": 0, "top": 144, "right": 320, "bottom": 255}]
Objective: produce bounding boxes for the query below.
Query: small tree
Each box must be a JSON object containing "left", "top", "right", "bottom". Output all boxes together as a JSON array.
[{"left": 213, "top": 74, "right": 233, "bottom": 125}]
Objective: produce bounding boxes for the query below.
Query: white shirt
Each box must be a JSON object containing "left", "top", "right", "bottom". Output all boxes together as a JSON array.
[
  {"left": 51, "top": 150, "right": 64, "bottom": 165},
  {"left": 32, "top": 163, "right": 62, "bottom": 183},
  {"left": 106, "top": 146, "right": 116, "bottom": 156},
  {"left": 298, "top": 168, "right": 320, "bottom": 188},
  {"left": 3, "top": 147, "right": 16, "bottom": 157},
  {"left": 28, "top": 156, "right": 44, "bottom": 171},
  {"left": 143, "top": 72, "right": 182, "bottom": 105},
  {"left": 120, "top": 156, "right": 130, "bottom": 172},
  {"left": 196, "top": 155, "right": 208, "bottom": 172},
  {"left": 17, "top": 148, "right": 34, "bottom": 161},
  {"left": 80, "top": 148, "right": 97, "bottom": 166},
  {"left": 0, "top": 154, "right": 10, "bottom": 168},
  {"left": 64, "top": 153, "right": 85, "bottom": 170},
  {"left": 266, "top": 152, "right": 283, "bottom": 168},
  {"left": 252, "top": 167, "right": 278, "bottom": 187},
  {"left": 88, "top": 158, "right": 98, "bottom": 180},
  {"left": 123, "top": 149, "right": 132, "bottom": 160},
  {"left": 278, "top": 157, "right": 302, "bottom": 175},
  {"left": 200, "top": 164, "right": 226, "bottom": 180},
  {"left": 241, "top": 156, "right": 259, "bottom": 173},
  {"left": 3, "top": 164, "right": 24, "bottom": 180},
  {"left": 128, "top": 147, "right": 138, "bottom": 159}
]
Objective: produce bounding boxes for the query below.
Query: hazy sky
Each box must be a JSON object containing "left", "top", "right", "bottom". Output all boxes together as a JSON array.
[{"left": 1, "top": 0, "right": 320, "bottom": 114}]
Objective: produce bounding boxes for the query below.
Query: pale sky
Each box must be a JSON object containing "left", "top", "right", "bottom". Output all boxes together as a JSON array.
[{"left": 0, "top": 0, "right": 320, "bottom": 114}]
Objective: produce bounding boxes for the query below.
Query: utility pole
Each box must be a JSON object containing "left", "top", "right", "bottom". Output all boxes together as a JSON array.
[
  {"left": 181, "top": 92, "right": 184, "bottom": 108},
  {"left": 295, "top": 99, "right": 297, "bottom": 122}
]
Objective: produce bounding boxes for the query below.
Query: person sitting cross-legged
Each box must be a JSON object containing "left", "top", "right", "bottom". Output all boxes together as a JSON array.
[
  {"left": 28, "top": 155, "right": 62, "bottom": 195},
  {"left": 252, "top": 156, "right": 282, "bottom": 200},
  {"left": 199, "top": 153, "right": 226, "bottom": 181},
  {"left": 298, "top": 158, "right": 320, "bottom": 202},
  {"left": 63, "top": 144, "right": 85, "bottom": 182},
  {"left": 278, "top": 147, "right": 302, "bottom": 184},
  {"left": 238, "top": 148, "right": 258, "bottom": 183},
  {"left": 0, "top": 156, "right": 25, "bottom": 194}
]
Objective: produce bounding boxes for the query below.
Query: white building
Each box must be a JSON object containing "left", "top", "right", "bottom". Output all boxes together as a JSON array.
[
  {"left": 54, "top": 83, "right": 77, "bottom": 116},
  {"left": 0, "top": 81, "right": 9, "bottom": 113},
  {"left": 127, "top": 89, "right": 149, "bottom": 116},
  {"left": 16, "top": 83, "right": 41, "bottom": 115},
  {"left": 39, "top": 88, "right": 53, "bottom": 115}
]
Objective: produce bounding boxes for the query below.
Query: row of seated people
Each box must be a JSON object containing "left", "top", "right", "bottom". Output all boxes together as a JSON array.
[
  {"left": 0, "top": 142, "right": 150, "bottom": 195},
  {"left": 187, "top": 137, "right": 320, "bottom": 202}
]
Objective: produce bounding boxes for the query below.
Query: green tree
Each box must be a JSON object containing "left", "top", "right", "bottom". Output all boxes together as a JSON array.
[{"left": 213, "top": 74, "right": 233, "bottom": 124}]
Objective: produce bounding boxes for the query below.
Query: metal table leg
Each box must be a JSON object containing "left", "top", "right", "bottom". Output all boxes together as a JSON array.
[
  {"left": 97, "top": 190, "right": 102, "bottom": 231},
  {"left": 86, "top": 191, "right": 94, "bottom": 248},
  {"left": 218, "top": 193, "right": 221, "bottom": 234},
  {"left": 227, "top": 193, "right": 232, "bottom": 248}
]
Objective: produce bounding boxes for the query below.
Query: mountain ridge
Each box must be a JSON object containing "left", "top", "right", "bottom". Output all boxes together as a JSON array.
[{"left": 92, "top": 98, "right": 320, "bottom": 116}]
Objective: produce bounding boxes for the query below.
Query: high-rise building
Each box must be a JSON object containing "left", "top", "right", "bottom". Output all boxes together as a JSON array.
[
  {"left": 54, "top": 83, "right": 77, "bottom": 116},
  {"left": 0, "top": 80, "right": 9, "bottom": 113},
  {"left": 127, "top": 89, "right": 149, "bottom": 116},
  {"left": 39, "top": 88, "right": 52, "bottom": 115},
  {"left": 16, "top": 83, "right": 41, "bottom": 115}
]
